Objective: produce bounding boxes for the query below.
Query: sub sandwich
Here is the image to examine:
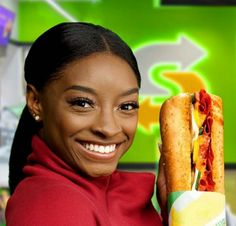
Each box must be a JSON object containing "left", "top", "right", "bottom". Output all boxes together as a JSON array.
[{"left": 159, "top": 89, "right": 224, "bottom": 194}]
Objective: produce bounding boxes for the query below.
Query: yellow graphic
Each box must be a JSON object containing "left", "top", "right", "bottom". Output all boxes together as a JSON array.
[
  {"left": 138, "top": 97, "right": 161, "bottom": 131},
  {"left": 169, "top": 192, "right": 226, "bottom": 226},
  {"left": 138, "top": 71, "right": 207, "bottom": 130},
  {"left": 163, "top": 71, "right": 206, "bottom": 93}
]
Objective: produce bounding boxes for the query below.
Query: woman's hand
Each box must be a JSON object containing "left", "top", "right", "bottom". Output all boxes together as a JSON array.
[{"left": 156, "top": 154, "right": 168, "bottom": 226}]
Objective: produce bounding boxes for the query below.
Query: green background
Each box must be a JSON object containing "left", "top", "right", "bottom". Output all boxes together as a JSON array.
[{"left": 17, "top": 0, "right": 236, "bottom": 164}]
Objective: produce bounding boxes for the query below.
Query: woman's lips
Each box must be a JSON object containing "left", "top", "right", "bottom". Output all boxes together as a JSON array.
[
  {"left": 76, "top": 140, "right": 123, "bottom": 160},
  {"left": 82, "top": 143, "right": 116, "bottom": 154}
]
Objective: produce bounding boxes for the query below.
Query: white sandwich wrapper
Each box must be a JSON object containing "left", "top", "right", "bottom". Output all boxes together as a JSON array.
[{"left": 168, "top": 191, "right": 226, "bottom": 226}]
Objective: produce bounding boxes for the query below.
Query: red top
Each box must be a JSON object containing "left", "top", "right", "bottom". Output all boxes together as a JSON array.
[{"left": 6, "top": 135, "right": 163, "bottom": 226}]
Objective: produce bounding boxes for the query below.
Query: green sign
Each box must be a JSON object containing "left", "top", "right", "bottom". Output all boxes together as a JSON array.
[{"left": 17, "top": 1, "right": 236, "bottom": 164}]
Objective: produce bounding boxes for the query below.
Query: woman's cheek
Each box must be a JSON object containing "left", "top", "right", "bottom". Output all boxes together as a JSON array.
[{"left": 124, "top": 116, "right": 138, "bottom": 138}]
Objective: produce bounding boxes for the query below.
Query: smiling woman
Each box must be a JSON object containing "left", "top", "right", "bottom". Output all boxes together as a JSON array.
[
  {"left": 36, "top": 53, "right": 140, "bottom": 178},
  {"left": 5, "top": 22, "right": 164, "bottom": 225}
]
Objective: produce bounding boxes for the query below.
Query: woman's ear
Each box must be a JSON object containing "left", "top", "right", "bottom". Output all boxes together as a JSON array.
[{"left": 26, "top": 84, "right": 42, "bottom": 121}]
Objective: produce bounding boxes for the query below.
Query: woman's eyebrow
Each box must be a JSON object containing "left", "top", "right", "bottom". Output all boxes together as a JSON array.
[
  {"left": 120, "top": 87, "right": 139, "bottom": 97},
  {"left": 64, "top": 85, "right": 96, "bottom": 94},
  {"left": 64, "top": 85, "right": 139, "bottom": 96}
]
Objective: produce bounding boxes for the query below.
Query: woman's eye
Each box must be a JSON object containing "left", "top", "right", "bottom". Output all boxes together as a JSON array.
[
  {"left": 68, "top": 98, "right": 94, "bottom": 108},
  {"left": 119, "top": 102, "right": 139, "bottom": 111}
]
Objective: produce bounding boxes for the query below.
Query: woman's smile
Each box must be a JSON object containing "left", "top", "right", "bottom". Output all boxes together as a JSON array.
[
  {"left": 76, "top": 140, "right": 123, "bottom": 161},
  {"left": 82, "top": 143, "right": 117, "bottom": 154}
]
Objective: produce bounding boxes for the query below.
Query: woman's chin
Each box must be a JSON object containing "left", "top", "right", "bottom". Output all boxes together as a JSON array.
[{"left": 86, "top": 165, "right": 117, "bottom": 178}]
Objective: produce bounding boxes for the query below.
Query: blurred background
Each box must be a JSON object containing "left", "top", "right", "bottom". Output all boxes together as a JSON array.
[{"left": 0, "top": 0, "right": 235, "bottom": 225}]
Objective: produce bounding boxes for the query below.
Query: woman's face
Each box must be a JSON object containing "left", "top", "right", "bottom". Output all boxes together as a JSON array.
[{"left": 38, "top": 53, "right": 139, "bottom": 177}]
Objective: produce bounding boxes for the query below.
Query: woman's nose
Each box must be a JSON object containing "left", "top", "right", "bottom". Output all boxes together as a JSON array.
[{"left": 91, "top": 109, "right": 122, "bottom": 138}]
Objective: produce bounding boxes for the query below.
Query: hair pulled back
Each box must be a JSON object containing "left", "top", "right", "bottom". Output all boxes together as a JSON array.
[{"left": 9, "top": 22, "right": 141, "bottom": 194}]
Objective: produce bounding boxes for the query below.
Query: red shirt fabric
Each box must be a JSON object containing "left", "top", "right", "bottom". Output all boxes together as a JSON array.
[{"left": 6, "top": 135, "right": 163, "bottom": 226}]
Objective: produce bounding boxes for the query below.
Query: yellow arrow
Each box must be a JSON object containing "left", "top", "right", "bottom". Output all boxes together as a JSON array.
[
  {"left": 163, "top": 71, "right": 207, "bottom": 93},
  {"left": 138, "top": 97, "right": 161, "bottom": 131},
  {"left": 138, "top": 72, "right": 206, "bottom": 131}
]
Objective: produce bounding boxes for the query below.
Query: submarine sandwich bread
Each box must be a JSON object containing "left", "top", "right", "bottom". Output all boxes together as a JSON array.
[{"left": 159, "top": 89, "right": 224, "bottom": 194}]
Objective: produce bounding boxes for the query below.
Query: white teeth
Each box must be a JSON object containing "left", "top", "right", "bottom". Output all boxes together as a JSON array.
[{"left": 83, "top": 143, "right": 116, "bottom": 154}]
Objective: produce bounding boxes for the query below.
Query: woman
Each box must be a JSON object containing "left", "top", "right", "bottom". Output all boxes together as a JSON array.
[{"left": 6, "top": 22, "right": 165, "bottom": 225}]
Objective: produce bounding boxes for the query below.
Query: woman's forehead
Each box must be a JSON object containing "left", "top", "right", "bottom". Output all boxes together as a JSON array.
[
  {"left": 59, "top": 53, "right": 138, "bottom": 86},
  {"left": 42, "top": 53, "right": 139, "bottom": 97}
]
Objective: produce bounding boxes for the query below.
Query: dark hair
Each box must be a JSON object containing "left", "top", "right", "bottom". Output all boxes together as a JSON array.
[{"left": 9, "top": 22, "right": 141, "bottom": 194}]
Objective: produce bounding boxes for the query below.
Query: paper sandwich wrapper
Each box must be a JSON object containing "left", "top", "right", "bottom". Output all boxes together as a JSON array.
[{"left": 168, "top": 191, "right": 226, "bottom": 226}]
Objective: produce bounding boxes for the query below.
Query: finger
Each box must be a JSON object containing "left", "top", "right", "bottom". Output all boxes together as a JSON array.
[
  {"left": 157, "top": 155, "right": 168, "bottom": 225},
  {"left": 157, "top": 155, "right": 166, "bottom": 206}
]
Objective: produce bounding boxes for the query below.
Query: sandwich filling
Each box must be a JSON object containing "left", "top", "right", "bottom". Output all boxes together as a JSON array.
[{"left": 191, "top": 89, "right": 215, "bottom": 191}]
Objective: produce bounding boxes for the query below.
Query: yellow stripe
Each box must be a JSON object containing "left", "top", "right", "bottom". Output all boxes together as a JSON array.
[
  {"left": 193, "top": 108, "right": 200, "bottom": 163},
  {"left": 193, "top": 140, "right": 199, "bottom": 163}
]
